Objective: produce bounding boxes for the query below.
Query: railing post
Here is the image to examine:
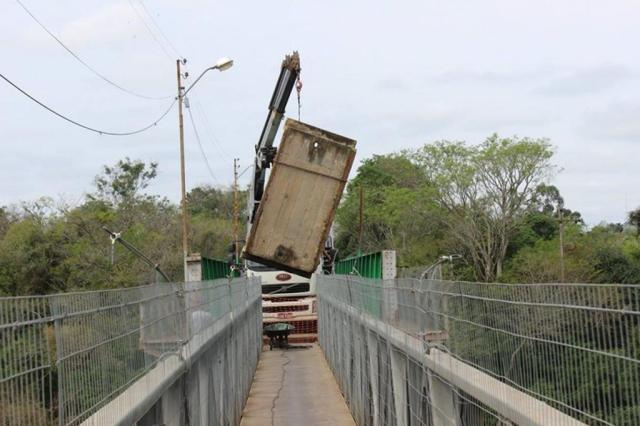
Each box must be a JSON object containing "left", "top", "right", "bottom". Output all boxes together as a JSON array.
[
  {"left": 428, "top": 371, "right": 461, "bottom": 426},
  {"left": 390, "top": 346, "right": 408, "bottom": 426},
  {"left": 367, "top": 330, "right": 380, "bottom": 426}
]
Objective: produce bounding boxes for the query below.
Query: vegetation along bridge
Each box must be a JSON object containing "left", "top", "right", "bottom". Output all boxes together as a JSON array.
[{"left": 2, "top": 255, "right": 639, "bottom": 426}]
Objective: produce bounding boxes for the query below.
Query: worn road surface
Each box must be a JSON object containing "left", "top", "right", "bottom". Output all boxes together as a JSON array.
[{"left": 240, "top": 343, "right": 355, "bottom": 426}]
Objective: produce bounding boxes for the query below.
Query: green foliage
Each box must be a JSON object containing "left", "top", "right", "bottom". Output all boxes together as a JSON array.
[
  {"left": 0, "top": 216, "right": 65, "bottom": 295},
  {"left": 628, "top": 207, "right": 640, "bottom": 236},
  {"left": 411, "top": 135, "right": 555, "bottom": 281},
  {"left": 90, "top": 158, "right": 158, "bottom": 206},
  {"left": 335, "top": 154, "right": 444, "bottom": 266},
  {"left": 187, "top": 185, "right": 238, "bottom": 219},
  {"left": 0, "top": 159, "right": 237, "bottom": 295},
  {"left": 334, "top": 136, "right": 640, "bottom": 287}
]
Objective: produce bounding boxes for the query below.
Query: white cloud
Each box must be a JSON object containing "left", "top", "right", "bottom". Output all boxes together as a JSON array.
[
  {"left": 59, "top": 3, "right": 141, "bottom": 48},
  {"left": 535, "top": 64, "right": 638, "bottom": 96},
  {"left": 580, "top": 101, "right": 640, "bottom": 141}
]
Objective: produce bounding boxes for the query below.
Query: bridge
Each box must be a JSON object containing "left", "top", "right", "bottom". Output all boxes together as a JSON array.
[{"left": 2, "top": 266, "right": 639, "bottom": 426}]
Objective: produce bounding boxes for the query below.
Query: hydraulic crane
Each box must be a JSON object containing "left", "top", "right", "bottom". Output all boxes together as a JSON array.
[
  {"left": 243, "top": 51, "right": 337, "bottom": 274},
  {"left": 247, "top": 51, "right": 301, "bottom": 227}
]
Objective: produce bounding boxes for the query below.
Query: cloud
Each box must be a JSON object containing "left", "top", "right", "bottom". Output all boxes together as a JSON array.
[
  {"left": 432, "top": 69, "right": 546, "bottom": 86},
  {"left": 579, "top": 101, "right": 640, "bottom": 141},
  {"left": 59, "top": 3, "right": 141, "bottom": 48},
  {"left": 534, "top": 64, "right": 637, "bottom": 96},
  {"left": 375, "top": 78, "right": 409, "bottom": 92}
]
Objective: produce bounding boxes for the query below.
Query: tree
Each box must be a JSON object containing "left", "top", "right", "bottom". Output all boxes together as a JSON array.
[
  {"left": 90, "top": 158, "right": 158, "bottom": 207},
  {"left": 0, "top": 215, "right": 66, "bottom": 295},
  {"left": 0, "top": 206, "right": 14, "bottom": 240},
  {"left": 628, "top": 207, "right": 640, "bottom": 236},
  {"left": 335, "top": 154, "right": 445, "bottom": 265},
  {"left": 187, "top": 185, "right": 235, "bottom": 219},
  {"left": 412, "top": 134, "right": 555, "bottom": 281}
]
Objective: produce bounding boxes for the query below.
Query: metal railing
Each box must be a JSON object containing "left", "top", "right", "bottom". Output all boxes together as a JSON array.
[
  {"left": 201, "top": 256, "right": 240, "bottom": 280},
  {"left": 335, "top": 250, "right": 396, "bottom": 279},
  {"left": 0, "top": 277, "right": 261, "bottom": 426},
  {"left": 318, "top": 275, "right": 640, "bottom": 425}
]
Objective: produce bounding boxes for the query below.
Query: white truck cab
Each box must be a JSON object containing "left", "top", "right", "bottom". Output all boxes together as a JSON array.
[{"left": 246, "top": 260, "right": 319, "bottom": 339}]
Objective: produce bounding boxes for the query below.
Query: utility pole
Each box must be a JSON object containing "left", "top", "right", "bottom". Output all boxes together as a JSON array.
[
  {"left": 233, "top": 158, "right": 240, "bottom": 264},
  {"left": 559, "top": 204, "right": 565, "bottom": 283},
  {"left": 358, "top": 186, "right": 364, "bottom": 254},
  {"left": 177, "top": 59, "right": 189, "bottom": 282}
]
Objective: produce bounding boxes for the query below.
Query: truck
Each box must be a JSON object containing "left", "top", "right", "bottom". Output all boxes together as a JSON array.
[
  {"left": 246, "top": 261, "right": 318, "bottom": 340},
  {"left": 241, "top": 51, "right": 316, "bottom": 342},
  {"left": 244, "top": 52, "right": 352, "bottom": 342}
]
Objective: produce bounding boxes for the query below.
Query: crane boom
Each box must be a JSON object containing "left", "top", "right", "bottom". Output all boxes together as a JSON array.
[{"left": 248, "top": 52, "right": 301, "bottom": 225}]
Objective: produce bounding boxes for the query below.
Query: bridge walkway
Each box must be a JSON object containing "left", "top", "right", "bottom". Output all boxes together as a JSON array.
[{"left": 240, "top": 344, "right": 355, "bottom": 426}]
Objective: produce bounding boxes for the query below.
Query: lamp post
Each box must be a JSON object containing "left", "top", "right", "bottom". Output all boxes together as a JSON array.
[
  {"left": 177, "top": 56, "right": 234, "bottom": 282},
  {"left": 420, "top": 254, "right": 461, "bottom": 280}
]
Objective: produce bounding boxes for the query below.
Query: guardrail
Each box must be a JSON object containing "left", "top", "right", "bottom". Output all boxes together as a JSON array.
[
  {"left": 201, "top": 256, "right": 240, "bottom": 279},
  {"left": 0, "top": 277, "right": 261, "bottom": 426},
  {"left": 318, "top": 275, "right": 640, "bottom": 425},
  {"left": 334, "top": 250, "right": 396, "bottom": 279}
]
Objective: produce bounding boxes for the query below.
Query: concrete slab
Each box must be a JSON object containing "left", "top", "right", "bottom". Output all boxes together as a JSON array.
[{"left": 240, "top": 344, "right": 355, "bottom": 426}]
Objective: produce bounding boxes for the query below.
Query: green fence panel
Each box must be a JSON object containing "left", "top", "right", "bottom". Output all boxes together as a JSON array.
[
  {"left": 201, "top": 257, "right": 240, "bottom": 280},
  {"left": 335, "top": 251, "right": 384, "bottom": 279},
  {"left": 333, "top": 251, "right": 398, "bottom": 314}
]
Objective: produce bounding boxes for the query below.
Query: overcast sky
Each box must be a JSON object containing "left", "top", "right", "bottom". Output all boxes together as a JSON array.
[{"left": 1, "top": 0, "right": 639, "bottom": 224}]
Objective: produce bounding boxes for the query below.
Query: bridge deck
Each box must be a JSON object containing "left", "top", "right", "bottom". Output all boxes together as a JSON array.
[{"left": 240, "top": 344, "right": 355, "bottom": 426}]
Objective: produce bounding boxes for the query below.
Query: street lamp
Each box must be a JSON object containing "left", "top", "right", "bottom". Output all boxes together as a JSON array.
[
  {"left": 176, "top": 56, "right": 234, "bottom": 282},
  {"left": 419, "top": 254, "right": 461, "bottom": 280}
]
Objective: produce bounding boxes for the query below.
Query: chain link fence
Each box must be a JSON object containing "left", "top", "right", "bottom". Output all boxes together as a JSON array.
[
  {"left": 0, "top": 277, "right": 261, "bottom": 426},
  {"left": 318, "top": 275, "right": 640, "bottom": 425}
]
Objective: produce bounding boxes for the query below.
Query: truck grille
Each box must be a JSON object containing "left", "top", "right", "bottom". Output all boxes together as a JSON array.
[
  {"left": 263, "top": 305, "right": 308, "bottom": 313},
  {"left": 262, "top": 283, "right": 310, "bottom": 295}
]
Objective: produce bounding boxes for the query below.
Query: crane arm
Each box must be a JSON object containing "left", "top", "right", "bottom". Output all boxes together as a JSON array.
[{"left": 248, "top": 52, "right": 301, "bottom": 224}]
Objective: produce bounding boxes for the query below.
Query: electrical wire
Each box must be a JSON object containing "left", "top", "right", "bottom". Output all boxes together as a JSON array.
[
  {"left": 127, "top": 0, "right": 174, "bottom": 61},
  {"left": 15, "top": 0, "right": 172, "bottom": 101},
  {"left": 186, "top": 101, "right": 222, "bottom": 185},
  {"left": 238, "top": 164, "right": 252, "bottom": 178},
  {"left": 193, "top": 99, "right": 232, "bottom": 160},
  {"left": 137, "top": 0, "right": 183, "bottom": 59},
  {"left": 0, "top": 72, "right": 176, "bottom": 136}
]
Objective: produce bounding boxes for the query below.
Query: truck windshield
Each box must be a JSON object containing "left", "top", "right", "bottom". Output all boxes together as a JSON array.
[{"left": 246, "top": 260, "right": 277, "bottom": 272}]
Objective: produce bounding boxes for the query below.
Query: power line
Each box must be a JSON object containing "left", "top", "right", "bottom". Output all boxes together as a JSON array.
[
  {"left": 186, "top": 101, "right": 222, "bottom": 185},
  {"left": 238, "top": 165, "right": 252, "bottom": 178},
  {"left": 0, "top": 72, "right": 176, "bottom": 136},
  {"left": 15, "top": 0, "right": 172, "bottom": 101},
  {"left": 193, "top": 99, "right": 232, "bottom": 160},
  {"left": 137, "top": 0, "right": 183, "bottom": 59},
  {"left": 127, "top": 0, "right": 174, "bottom": 61}
]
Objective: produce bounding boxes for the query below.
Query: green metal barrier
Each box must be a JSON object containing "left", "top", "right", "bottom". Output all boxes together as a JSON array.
[
  {"left": 201, "top": 257, "right": 239, "bottom": 280},
  {"left": 335, "top": 252, "right": 383, "bottom": 278},
  {"left": 334, "top": 251, "right": 397, "bottom": 317}
]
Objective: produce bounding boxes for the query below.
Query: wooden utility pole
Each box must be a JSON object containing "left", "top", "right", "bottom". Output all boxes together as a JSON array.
[
  {"left": 559, "top": 205, "right": 565, "bottom": 283},
  {"left": 177, "top": 59, "right": 189, "bottom": 282},
  {"left": 233, "top": 158, "right": 240, "bottom": 264},
  {"left": 358, "top": 186, "right": 364, "bottom": 254}
]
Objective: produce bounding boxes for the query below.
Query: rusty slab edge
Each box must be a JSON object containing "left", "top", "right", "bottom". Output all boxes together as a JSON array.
[
  {"left": 283, "top": 118, "right": 357, "bottom": 148},
  {"left": 243, "top": 251, "right": 313, "bottom": 278}
]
